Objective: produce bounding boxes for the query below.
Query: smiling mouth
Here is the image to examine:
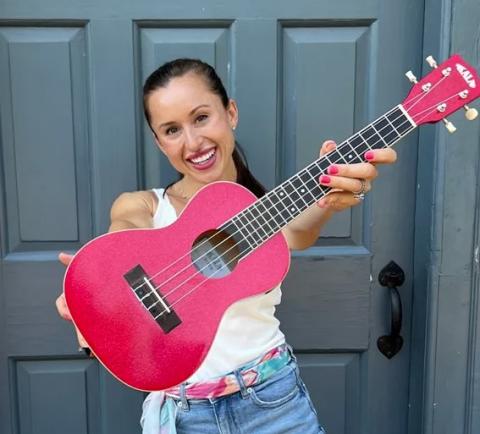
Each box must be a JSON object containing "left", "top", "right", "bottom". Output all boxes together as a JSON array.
[{"left": 187, "top": 148, "right": 217, "bottom": 166}]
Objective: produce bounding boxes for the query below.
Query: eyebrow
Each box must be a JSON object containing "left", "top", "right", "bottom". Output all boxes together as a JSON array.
[{"left": 157, "top": 104, "right": 211, "bottom": 129}]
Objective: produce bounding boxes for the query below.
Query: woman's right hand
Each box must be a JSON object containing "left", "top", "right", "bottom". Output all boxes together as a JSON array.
[{"left": 55, "top": 252, "right": 89, "bottom": 349}]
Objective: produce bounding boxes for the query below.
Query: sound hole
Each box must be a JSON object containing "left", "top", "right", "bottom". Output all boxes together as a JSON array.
[{"left": 191, "top": 228, "right": 240, "bottom": 278}]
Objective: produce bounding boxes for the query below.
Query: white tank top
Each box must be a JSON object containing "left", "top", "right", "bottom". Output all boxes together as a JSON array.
[{"left": 151, "top": 188, "right": 286, "bottom": 382}]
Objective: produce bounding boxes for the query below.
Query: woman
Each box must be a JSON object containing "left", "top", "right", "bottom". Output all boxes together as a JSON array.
[{"left": 56, "top": 58, "right": 396, "bottom": 433}]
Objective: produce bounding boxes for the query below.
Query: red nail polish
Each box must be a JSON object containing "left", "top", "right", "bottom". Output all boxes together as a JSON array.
[
  {"left": 365, "top": 151, "right": 374, "bottom": 160},
  {"left": 320, "top": 175, "right": 331, "bottom": 184},
  {"left": 327, "top": 165, "right": 339, "bottom": 175}
]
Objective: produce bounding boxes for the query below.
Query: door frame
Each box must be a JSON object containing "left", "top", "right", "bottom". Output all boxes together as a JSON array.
[{"left": 409, "top": 0, "right": 480, "bottom": 432}]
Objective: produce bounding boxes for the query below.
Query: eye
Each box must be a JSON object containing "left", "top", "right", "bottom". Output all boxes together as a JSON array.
[
  {"left": 196, "top": 114, "right": 208, "bottom": 123},
  {"left": 165, "top": 126, "right": 180, "bottom": 136}
]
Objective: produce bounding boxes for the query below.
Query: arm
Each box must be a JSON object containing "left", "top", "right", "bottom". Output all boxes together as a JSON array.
[
  {"left": 55, "top": 190, "right": 159, "bottom": 349},
  {"left": 108, "top": 190, "right": 158, "bottom": 231}
]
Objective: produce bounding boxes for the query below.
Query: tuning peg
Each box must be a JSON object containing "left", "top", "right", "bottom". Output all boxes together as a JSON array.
[
  {"left": 464, "top": 105, "right": 478, "bottom": 120},
  {"left": 426, "top": 55, "right": 438, "bottom": 69},
  {"left": 443, "top": 118, "right": 457, "bottom": 133},
  {"left": 406, "top": 70, "right": 418, "bottom": 83}
]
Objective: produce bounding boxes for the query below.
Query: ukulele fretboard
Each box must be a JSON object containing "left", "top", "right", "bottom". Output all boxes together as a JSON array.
[{"left": 220, "top": 105, "right": 415, "bottom": 257}]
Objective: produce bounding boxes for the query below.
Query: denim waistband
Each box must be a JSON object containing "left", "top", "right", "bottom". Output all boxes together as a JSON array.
[
  {"left": 170, "top": 343, "right": 291, "bottom": 403},
  {"left": 141, "top": 343, "right": 291, "bottom": 434}
]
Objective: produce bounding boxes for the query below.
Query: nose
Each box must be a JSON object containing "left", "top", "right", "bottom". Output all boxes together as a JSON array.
[{"left": 183, "top": 126, "right": 202, "bottom": 151}]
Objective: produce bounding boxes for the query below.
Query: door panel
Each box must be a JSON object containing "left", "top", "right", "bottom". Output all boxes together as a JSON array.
[{"left": 0, "top": 1, "right": 424, "bottom": 433}]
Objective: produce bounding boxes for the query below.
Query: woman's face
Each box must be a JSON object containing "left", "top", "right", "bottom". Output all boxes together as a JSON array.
[{"left": 146, "top": 73, "right": 238, "bottom": 189}]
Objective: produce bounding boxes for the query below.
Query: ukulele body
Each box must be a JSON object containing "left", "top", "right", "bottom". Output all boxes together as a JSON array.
[{"left": 64, "top": 181, "right": 290, "bottom": 391}]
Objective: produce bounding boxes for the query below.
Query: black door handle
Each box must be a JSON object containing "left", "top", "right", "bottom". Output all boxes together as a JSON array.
[{"left": 377, "top": 261, "right": 405, "bottom": 359}]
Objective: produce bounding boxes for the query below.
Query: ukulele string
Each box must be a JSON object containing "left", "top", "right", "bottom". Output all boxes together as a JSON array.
[
  {"left": 146, "top": 91, "right": 460, "bottom": 312},
  {"left": 138, "top": 105, "right": 403, "bottom": 297},
  {"left": 155, "top": 86, "right": 465, "bottom": 313},
  {"left": 402, "top": 73, "right": 450, "bottom": 112},
  {"left": 157, "top": 120, "right": 418, "bottom": 316},
  {"left": 409, "top": 92, "right": 467, "bottom": 125},
  {"left": 137, "top": 76, "right": 456, "bottom": 298},
  {"left": 148, "top": 112, "right": 432, "bottom": 312}
]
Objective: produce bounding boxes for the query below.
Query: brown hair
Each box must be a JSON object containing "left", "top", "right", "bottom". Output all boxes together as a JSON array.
[{"left": 143, "top": 58, "right": 266, "bottom": 198}]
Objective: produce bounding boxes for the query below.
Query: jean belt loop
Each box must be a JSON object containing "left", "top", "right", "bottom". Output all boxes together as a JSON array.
[
  {"left": 286, "top": 343, "right": 297, "bottom": 363},
  {"left": 233, "top": 369, "right": 250, "bottom": 399},
  {"left": 179, "top": 383, "right": 190, "bottom": 411}
]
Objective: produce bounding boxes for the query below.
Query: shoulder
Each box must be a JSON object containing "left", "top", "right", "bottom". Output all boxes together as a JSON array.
[{"left": 110, "top": 190, "right": 159, "bottom": 223}]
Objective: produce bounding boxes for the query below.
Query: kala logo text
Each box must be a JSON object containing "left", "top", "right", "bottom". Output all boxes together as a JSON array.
[{"left": 456, "top": 63, "right": 476, "bottom": 88}]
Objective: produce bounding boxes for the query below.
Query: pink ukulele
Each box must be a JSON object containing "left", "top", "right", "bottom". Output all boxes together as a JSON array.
[{"left": 64, "top": 54, "right": 480, "bottom": 391}]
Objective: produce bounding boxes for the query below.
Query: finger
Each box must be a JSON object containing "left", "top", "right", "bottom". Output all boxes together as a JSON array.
[
  {"left": 58, "top": 252, "right": 74, "bottom": 267},
  {"left": 320, "top": 140, "right": 337, "bottom": 157},
  {"left": 55, "top": 293, "right": 72, "bottom": 321},
  {"left": 325, "top": 162, "right": 378, "bottom": 180},
  {"left": 319, "top": 174, "right": 372, "bottom": 194},
  {"left": 317, "top": 191, "right": 363, "bottom": 211},
  {"left": 76, "top": 329, "right": 89, "bottom": 348},
  {"left": 364, "top": 148, "right": 397, "bottom": 164}
]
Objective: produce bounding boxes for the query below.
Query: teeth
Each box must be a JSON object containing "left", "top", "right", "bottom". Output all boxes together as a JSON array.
[{"left": 190, "top": 149, "right": 215, "bottom": 164}]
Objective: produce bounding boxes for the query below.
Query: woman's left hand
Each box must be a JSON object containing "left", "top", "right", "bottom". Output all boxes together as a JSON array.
[{"left": 316, "top": 140, "right": 397, "bottom": 211}]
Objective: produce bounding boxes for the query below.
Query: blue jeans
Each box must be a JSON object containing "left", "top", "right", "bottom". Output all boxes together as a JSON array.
[{"left": 173, "top": 358, "right": 326, "bottom": 434}]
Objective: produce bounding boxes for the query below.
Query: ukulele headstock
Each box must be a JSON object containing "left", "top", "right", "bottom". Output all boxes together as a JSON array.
[{"left": 402, "top": 54, "right": 480, "bottom": 132}]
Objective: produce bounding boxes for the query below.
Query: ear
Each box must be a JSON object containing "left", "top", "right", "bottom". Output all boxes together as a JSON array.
[{"left": 226, "top": 99, "right": 239, "bottom": 129}]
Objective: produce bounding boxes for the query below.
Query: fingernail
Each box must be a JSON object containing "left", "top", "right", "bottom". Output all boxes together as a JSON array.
[
  {"left": 327, "top": 165, "right": 339, "bottom": 175},
  {"left": 317, "top": 199, "right": 327, "bottom": 208},
  {"left": 365, "top": 151, "right": 374, "bottom": 161},
  {"left": 319, "top": 175, "right": 331, "bottom": 184}
]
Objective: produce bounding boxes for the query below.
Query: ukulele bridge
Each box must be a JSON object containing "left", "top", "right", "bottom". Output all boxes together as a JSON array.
[{"left": 124, "top": 264, "right": 181, "bottom": 333}]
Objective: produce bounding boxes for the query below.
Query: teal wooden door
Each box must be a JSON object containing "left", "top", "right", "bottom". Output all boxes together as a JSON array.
[{"left": 0, "top": 1, "right": 425, "bottom": 433}]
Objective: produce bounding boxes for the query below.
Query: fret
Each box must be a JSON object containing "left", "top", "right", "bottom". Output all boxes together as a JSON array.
[
  {"left": 241, "top": 214, "right": 265, "bottom": 248},
  {"left": 220, "top": 220, "right": 252, "bottom": 255},
  {"left": 387, "top": 108, "right": 410, "bottom": 135},
  {"left": 315, "top": 157, "right": 331, "bottom": 174},
  {"left": 344, "top": 138, "right": 363, "bottom": 161},
  {"left": 289, "top": 176, "right": 316, "bottom": 206},
  {"left": 272, "top": 189, "right": 298, "bottom": 221},
  {"left": 282, "top": 181, "right": 309, "bottom": 211},
  {"left": 308, "top": 160, "right": 325, "bottom": 179},
  {"left": 272, "top": 186, "right": 297, "bottom": 220},
  {"left": 256, "top": 200, "right": 283, "bottom": 233},
  {"left": 243, "top": 207, "right": 269, "bottom": 241},
  {"left": 232, "top": 215, "right": 257, "bottom": 250},
  {"left": 299, "top": 168, "right": 325, "bottom": 201},
  {"left": 349, "top": 134, "right": 370, "bottom": 157},
  {"left": 262, "top": 193, "right": 291, "bottom": 226},
  {"left": 373, "top": 117, "right": 399, "bottom": 144},
  {"left": 336, "top": 151, "right": 350, "bottom": 163},
  {"left": 341, "top": 143, "right": 358, "bottom": 163},
  {"left": 323, "top": 154, "right": 335, "bottom": 166},
  {"left": 360, "top": 126, "right": 382, "bottom": 150},
  {"left": 371, "top": 123, "right": 388, "bottom": 147},
  {"left": 238, "top": 214, "right": 261, "bottom": 252},
  {"left": 249, "top": 205, "right": 275, "bottom": 237},
  {"left": 323, "top": 147, "right": 349, "bottom": 164}
]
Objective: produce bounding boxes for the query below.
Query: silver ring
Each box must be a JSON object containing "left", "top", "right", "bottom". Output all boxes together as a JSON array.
[
  {"left": 353, "top": 193, "right": 365, "bottom": 201},
  {"left": 353, "top": 178, "right": 367, "bottom": 196}
]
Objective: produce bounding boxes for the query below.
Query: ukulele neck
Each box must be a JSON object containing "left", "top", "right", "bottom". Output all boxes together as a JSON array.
[{"left": 221, "top": 104, "right": 416, "bottom": 258}]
